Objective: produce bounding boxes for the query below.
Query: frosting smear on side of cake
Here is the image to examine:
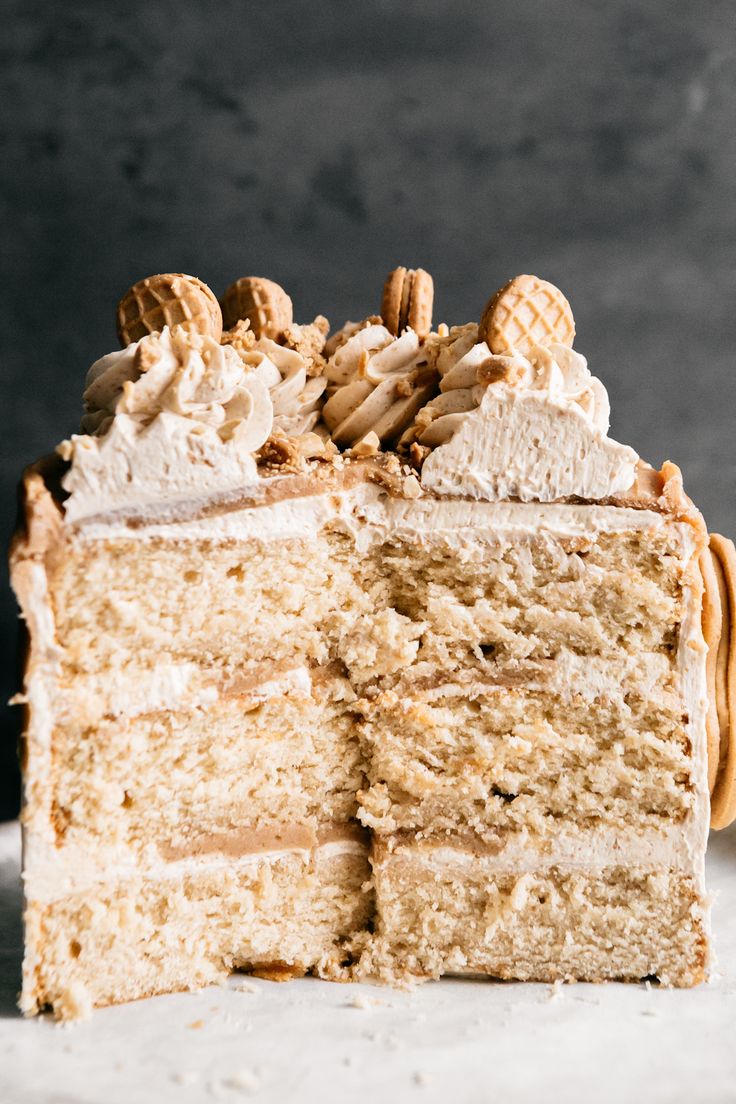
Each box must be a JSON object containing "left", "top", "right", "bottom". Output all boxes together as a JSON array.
[{"left": 10, "top": 264, "right": 736, "bottom": 1020}]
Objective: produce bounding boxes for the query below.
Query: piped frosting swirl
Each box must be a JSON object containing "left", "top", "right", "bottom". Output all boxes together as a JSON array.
[
  {"left": 413, "top": 323, "right": 638, "bottom": 502},
  {"left": 233, "top": 336, "right": 326, "bottom": 438},
  {"left": 80, "top": 326, "right": 273, "bottom": 448},
  {"left": 61, "top": 321, "right": 329, "bottom": 521},
  {"left": 408, "top": 324, "right": 611, "bottom": 448},
  {"left": 321, "top": 321, "right": 438, "bottom": 448}
]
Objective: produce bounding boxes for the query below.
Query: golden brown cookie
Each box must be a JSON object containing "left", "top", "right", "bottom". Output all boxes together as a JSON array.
[
  {"left": 221, "top": 277, "right": 293, "bottom": 340},
  {"left": 701, "top": 545, "right": 723, "bottom": 793},
  {"left": 381, "top": 268, "right": 406, "bottom": 336},
  {"left": 708, "top": 533, "right": 736, "bottom": 829},
  {"left": 381, "top": 267, "right": 434, "bottom": 338},
  {"left": 116, "top": 273, "right": 222, "bottom": 347},
  {"left": 479, "top": 274, "right": 575, "bottom": 356}
]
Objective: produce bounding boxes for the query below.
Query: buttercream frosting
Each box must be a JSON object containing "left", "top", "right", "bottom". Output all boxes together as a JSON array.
[
  {"left": 235, "top": 336, "right": 326, "bottom": 437},
  {"left": 322, "top": 322, "right": 438, "bottom": 447},
  {"left": 61, "top": 289, "right": 640, "bottom": 518},
  {"left": 414, "top": 325, "right": 638, "bottom": 502},
  {"left": 60, "top": 326, "right": 327, "bottom": 522}
]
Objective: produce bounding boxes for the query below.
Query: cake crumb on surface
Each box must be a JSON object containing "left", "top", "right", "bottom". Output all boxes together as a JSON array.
[
  {"left": 232, "top": 980, "right": 260, "bottom": 995},
  {"left": 209, "top": 1068, "right": 262, "bottom": 1098},
  {"left": 225, "top": 1068, "right": 262, "bottom": 1092},
  {"left": 171, "top": 1070, "right": 199, "bottom": 1086}
]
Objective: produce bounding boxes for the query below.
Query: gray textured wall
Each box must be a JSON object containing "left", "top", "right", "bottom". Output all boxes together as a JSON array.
[{"left": 2, "top": 1, "right": 735, "bottom": 815}]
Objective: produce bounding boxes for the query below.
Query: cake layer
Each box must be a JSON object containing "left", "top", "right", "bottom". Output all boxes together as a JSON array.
[
  {"left": 50, "top": 528, "right": 377, "bottom": 684},
  {"left": 357, "top": 684, "right": 694, "bottom": 839},
  {"left": 49, "top": 496, "right": 691, "bottom": 698},
  {"left": 50, "top": 674, "right": 364, "bottom": 862},
  {"left": 361, "top": 839, "right": 708, "bottom": 987},
  {"left": 376, "top": 527, "right": 682, "bottom": 680},
  {"left": 22, "top": 839, "right": 372, "bottom": 1018}
]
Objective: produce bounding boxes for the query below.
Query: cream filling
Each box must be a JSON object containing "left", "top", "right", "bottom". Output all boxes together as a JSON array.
[
  {"left": 412, "top": 651, "right": 673, "bottom": 706},
  {"left": 373, "top": 823, "right": 706, "bottom": 879},
  {"left": 24, "top": 834, "right": 368, "bottom": 905},
  {"left": 55, "top": 663, "right": 314, "bottom": 724},
  {"left": 72, "top": 479, "right": 676, "bottom": 547},
  {"left": 58, "top": 650, "right": 673, "bottom": 724}
]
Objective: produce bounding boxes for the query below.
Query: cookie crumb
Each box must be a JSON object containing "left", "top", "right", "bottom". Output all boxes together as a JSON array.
[{"left": 403, "top": 474, "right": 422, "bottom": 499}]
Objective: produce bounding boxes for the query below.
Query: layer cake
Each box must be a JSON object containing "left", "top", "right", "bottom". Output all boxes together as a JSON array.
[{"left": 11, "top": 269, "right": 736, "bottom": 1018}]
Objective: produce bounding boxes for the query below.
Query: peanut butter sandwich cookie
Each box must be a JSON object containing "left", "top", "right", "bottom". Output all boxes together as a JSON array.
[
  {"left": 705, "top": 534, "right": 736, "bottom": 829},
  {"left": 479, "top": 273, "right": 575, "bottom": 355},
  {"left": 381, "top": 266, "right": 434, "bottom": 338},
  {"left": 117, "top": 273, "right": 222, "bottom": 347}
]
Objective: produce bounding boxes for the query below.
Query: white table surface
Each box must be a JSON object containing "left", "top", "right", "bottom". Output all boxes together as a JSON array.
[{"left": 1, "top": 819, "right": 734, "bottom": 1104}]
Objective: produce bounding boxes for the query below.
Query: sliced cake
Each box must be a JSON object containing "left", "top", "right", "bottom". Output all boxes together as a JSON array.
[{"left": 10, "top": 268, "right": 735, "bottom": 1018}]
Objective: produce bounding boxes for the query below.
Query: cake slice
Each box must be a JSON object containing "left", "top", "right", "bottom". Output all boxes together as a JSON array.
[{"left": 10, "top": 268, "right": 734, "bottom": 1018}]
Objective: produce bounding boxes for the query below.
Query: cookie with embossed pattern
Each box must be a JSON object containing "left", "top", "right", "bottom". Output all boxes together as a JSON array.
[
  {"left": 479, "top": 274, "right": 575, "bottom": 356},
  {"left": 117, "top": 273, "right": 222, "bottom": 347}
]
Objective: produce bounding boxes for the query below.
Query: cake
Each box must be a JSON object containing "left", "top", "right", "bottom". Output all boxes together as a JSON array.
[{"left": 10, "top": 267, "right": 736, "bottom": 1020}]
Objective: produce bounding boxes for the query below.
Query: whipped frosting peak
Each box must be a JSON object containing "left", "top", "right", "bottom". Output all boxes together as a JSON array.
[
  {"left": 61, "top": 327, "right": 279, "bottom": 522},
  {"left": 80, "top": 326, "right": 273, "bottom": 450},
  {"left": 235, "top": 336, "right": 326, "bottom": 437},
  {"left": 416, "top": 327, "right": 638, "bottom": 502},
  {"left": 61, "top": 323, "right": 333, "bottom": 521}
]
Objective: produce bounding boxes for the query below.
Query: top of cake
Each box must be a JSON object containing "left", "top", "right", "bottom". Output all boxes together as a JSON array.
[{"left": 58, "top": 267, "right": 645, "bottom": 524}]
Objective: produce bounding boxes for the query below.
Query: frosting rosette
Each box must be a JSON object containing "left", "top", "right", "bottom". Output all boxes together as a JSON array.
[
  {"left": 61, "top": 325, "right": 325, "bottom": 522},
  {"left": 321, "top": 321, "right": 438, "bottom": 448},
  {"left": 409, "top": 324, "right": 611, "bottom": 447},
  {"left": 413, "top": 325, "right": 638, "bottom": 502},
  {"left": 81, "top": 326, "right": 273, "bottom": 449},
  {"left": 234, "top": 336, "right": 326, "bottom": 438}
]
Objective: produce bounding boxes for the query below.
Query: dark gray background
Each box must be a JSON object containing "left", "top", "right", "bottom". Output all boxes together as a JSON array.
[{"left": 2, "top": 1, "right": 735, "bottom": 817}]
